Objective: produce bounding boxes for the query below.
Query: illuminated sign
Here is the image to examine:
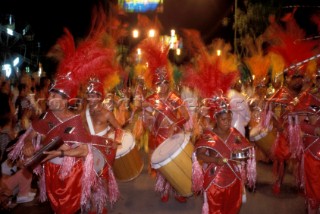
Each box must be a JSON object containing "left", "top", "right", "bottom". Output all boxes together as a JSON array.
[{"left": 118, "top": 0, "right": 163, "bottom": 13}]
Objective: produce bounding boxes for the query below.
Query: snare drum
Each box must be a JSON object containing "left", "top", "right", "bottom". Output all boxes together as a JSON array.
[
  {"left": 111, "top": 132, "right": 144, "bottom": 182},
  {"left": 91, "top": 135, "right": 116, "bottom": 177},
  {"left": 151, "top": 132, "right": 193, "bottom": 197}
]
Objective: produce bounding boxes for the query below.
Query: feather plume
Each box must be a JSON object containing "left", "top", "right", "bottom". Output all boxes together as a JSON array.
[
  {"left": 137, "top": 38, "right": 172, "bottom": 89},
  {"left": 182, "top": 38, "right": 239, "bottom": 98},
  {"left": 181, "top": 28, "right": 207, "bottom": 57},
  {"left": 269, "top": 52, "right": 285, "bottom": 83},
  {"left": 48, "top": 4, "right": 120, "bottom": 93},
  {"left": 266, "top": 18, "right": 318, "bottom": 68}
]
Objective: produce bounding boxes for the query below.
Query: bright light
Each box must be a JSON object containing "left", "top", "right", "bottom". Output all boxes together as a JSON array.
[
  {"left": 176, "top": 48, "right": 181, "bottom": 56},
  {"left": 38, "top": 63, "right": 42, "bottom": 77},
  {"left": 148, "top": 29, "right": 156, "bottom": 38},
  {"left": 2, "top": 64, "right": 12, "bottom": 78},
  {"left": 132, "top": 29, "right": 139, "bottom": 38},
  {"left": 6, "top": 28, "right": 13, "bottom": 36},
  {"left": 171, "top": 29, "right": 175, "bottom": 37},
  {"left": 217, "top": 49, "right": 221, "bottom": 56},
  {"left": 137, "top": 48, "right": 141, "bottom": 55},
  {"left": 13, "top": 57, "right": 19, "bottom": 67}
]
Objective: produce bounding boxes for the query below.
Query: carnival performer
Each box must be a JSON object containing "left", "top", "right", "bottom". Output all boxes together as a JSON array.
[
  {"left": 8, "top": 5, "right": 122, "bottom": 212},
  {"left": 193, "top": 95, "right": 256, "bottom": 214},
  {"left": 138, "top": 38, "right": 190, "bottom": 203},
  {"left": 262, "top": 13, "right": 319, "bottom": 194},
  {"left": 8, "top": 73, "right": 94, "bottom": 214},
  {"left": 291, "top": 71, "right": 320, "bottom": 214},
  {"left": 248, "top": 77, "right": 273, "bottom": 163},
  {"left": 267, "top": 66, "right": 306, "bottom": 195},
  {"left": 83, "top": 78, "right": 123, "bottom": 213},
  {"left": 85, "top": 79, "right": 122, "bottom": 138}
]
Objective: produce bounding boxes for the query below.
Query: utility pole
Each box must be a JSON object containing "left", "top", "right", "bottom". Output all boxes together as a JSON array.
[{"left": 234, "top": 0, "right": 238, "bottom": 56}]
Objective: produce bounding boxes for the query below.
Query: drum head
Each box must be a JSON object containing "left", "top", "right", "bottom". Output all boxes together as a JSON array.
[
  {"left": 115, "top": 132, "right": 135, "bottom": 158},
  {"left": 151, "top": 132, "right": 190, "bottom": 169},
  {"left": 250, "top": 125, "right": 267, "bottom": 141},
  {"left": 92, "top": 146, "right": 106, "bottom": 174}
]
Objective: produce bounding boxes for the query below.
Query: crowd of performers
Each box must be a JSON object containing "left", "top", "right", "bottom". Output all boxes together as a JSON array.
[{"left": 0, "top": 5, "right": 320, "bottom": 214}]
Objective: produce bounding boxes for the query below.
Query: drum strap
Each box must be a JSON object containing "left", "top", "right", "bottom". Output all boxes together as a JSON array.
[{"left": 86, "top": 107, "right": 109, "bottom": 136}]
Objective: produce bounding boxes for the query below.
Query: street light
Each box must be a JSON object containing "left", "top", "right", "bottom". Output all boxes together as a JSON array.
[
  {"left": 132, "top": 29, "right": 139, "bottom": 38},
  {"left": 148, "top": 29, "right": 156, "bottom": 38}
]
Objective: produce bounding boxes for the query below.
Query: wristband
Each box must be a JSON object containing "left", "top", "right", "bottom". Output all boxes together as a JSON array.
[{"left": 60, "top": 150, "right": 64, "bottom": 158}]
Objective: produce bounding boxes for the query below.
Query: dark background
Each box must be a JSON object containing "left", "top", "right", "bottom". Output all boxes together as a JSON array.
[{"left": 0, "top": 0, "right": 318, "bottom": 74}]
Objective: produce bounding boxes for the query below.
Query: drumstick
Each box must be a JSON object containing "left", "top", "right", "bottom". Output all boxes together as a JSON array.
[{"left": 227, "top": 159, "right": 243, "bottom": 164}]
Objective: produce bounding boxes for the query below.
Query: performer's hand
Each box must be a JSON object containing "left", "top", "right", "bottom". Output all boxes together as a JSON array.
[
  {"left": 23, "top": 143, "right": 35, "bottom": 158},
  {"left": 42, "top": 150, "right": 62, "bottom": 162},
  {"left": 216, "top": 157, "right": 228, "bottom": 166}
]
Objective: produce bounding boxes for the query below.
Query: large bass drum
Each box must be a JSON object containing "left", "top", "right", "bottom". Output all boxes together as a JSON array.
[
  {"left": 111, "top": 131, "right": 144, "bottom": 182},
  {"left": 151, "top": 132, "right": 193, "bottom": 197}
]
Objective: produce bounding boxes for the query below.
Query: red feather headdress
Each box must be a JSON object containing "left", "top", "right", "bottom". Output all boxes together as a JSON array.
[
  {"left": 47, "top": 5, "right": 120, "bottom": 99},
  {"left": 137, "top": 38, "right": 172, "bottom": 90},
  {"left": 182, "top": 38, "right": 239, "bottom": 98},
  {"left": 266, "top": 15, "right": 318, "bottom": 76}
]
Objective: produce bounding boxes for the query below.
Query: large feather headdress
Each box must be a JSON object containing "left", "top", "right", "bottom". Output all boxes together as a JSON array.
[
  {"left": 136, "top": 38, "right": 173, "bottom": 90},
  {"left": 47, "top": 5, "right": 120, "bottom": 99},
  {"left": 182, "top": 36, "right": 239, "bottom": 98},
  {"left": 265, "top": 14, "right": 319, "bottom": 79}
]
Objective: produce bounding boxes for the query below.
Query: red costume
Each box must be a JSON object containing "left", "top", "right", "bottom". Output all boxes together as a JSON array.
[
  {"left": 267, "top": 84, "right": 304, "bottom": 193},
  {"left": 137, "top": 38, "right": 189, "bottom": 202},
  {"left": 294, "top": 91, "right": 320, "bottom": 210},
  {"left": 146, "top": 91, "right": 187, "bottom": 149},
  {"left": 195, "top": 128, "right": 254, "bottom": 214}
]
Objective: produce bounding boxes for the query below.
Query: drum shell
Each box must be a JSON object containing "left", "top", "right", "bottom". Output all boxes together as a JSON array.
[
  {"left": 251, "top": 129, "right": 276, "bottom": 156},
  {"left": 151, "top": 133, "right": 194, "bottom": 197},
  {"left": 112, "top": 132, "right": 144, "bottom": 182}
]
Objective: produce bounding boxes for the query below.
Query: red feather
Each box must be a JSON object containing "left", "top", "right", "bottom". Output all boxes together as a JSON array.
[
  {"left": 182, "top": 38, "right": 238, "bottom": 98},
  {"left": 266, "top": 18, "right": 318, "bottom": 67},
  {"left": 137, "top": 38, "right": 172, "bottom": 89},
  {"left": 50, "top": 4, "right": 119, "bottom": 90}
]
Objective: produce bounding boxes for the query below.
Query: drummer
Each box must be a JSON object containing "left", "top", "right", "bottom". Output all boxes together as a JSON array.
[
  {"left": 84, "top": 78, "right": 123, "bottom": 141},
  {"left": 82, "top": 78, "right": 123, "bottom": 211},
  {"left": 267, "top": 65, "right": 306, "bottom": 195},
  {"left": 194, "top": 95, "right": 256, "bottom": 214},
  {"left": 8, "top": 73, "right": 94, "bottom": 214},
  {"left": 139, "top": 39, "right": 190, "bottom": 203},
  {"left": 248, "top": 76, "right": 273, "bottom": 163}
]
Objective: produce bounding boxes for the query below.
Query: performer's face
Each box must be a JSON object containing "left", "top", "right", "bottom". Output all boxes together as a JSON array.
[
  {"left": 47, "top": 92, "right": 67, "bottom": 111},
  {"left": 156, "top": 81, "right": 169, "bottom": 95},
  {"left": 287, "top": 75, "right": 304, "bottom": 93},
  {"left": 215, "top": 111, "right": 232, "bottom": 131},
  {"left": 87, "top": 93, "right": 102, "bottom": 107}
]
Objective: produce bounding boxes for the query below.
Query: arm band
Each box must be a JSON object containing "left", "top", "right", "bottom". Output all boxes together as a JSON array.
[{"left": 60, "top": 150, "right": 64, "bottom": 158}]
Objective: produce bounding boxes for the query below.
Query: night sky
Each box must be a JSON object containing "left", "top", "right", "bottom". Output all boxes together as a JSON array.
[
  {"left": 0, "top": 0, "right": 318, "bottom": 66},
  {"left": 0, "top": 0, "right": 235, "bottom": 53}
]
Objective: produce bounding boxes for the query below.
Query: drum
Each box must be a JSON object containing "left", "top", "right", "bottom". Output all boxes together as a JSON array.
[
  {"left": 112, "top": 132, "right": 144, "bottom": 182},
  {"left": 151, "top": 132, "right": 193, "bottom": 197},
  {"left": 91, "top": 135, "right": 117, "bottom": 176},
  {"left": 250, "top": 125, "right": 276, "bottom": 156},
  {"left": 92, "top": 146, "right": 107, "bottom": 175}
]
